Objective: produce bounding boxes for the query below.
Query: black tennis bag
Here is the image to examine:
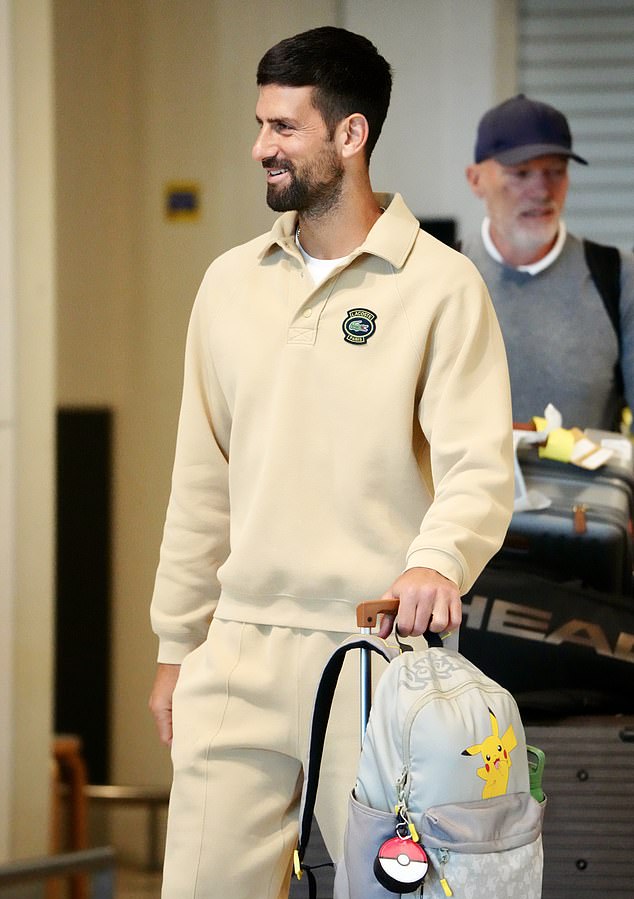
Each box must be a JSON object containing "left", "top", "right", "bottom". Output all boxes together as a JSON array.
[{"left": 460, "top": 563, "right": 634, "bottom": 716}]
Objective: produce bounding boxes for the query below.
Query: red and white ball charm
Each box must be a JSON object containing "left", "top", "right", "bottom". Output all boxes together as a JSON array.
[{"left": 373, "top": 836, "right": 429, "bottom": 893}]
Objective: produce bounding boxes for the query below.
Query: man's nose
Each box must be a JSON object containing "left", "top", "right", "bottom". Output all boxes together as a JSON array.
[
  {"left": 252, "top": 127, "right": 274, "bottom": 162},
  {"left": 527, "top": 171, "right": 554, "bottom": 196}
]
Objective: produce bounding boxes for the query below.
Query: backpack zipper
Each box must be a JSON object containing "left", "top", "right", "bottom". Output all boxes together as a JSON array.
[
  {"left": 400, "top": 679, "right": 514, "bottom": 897},
  {"left": 402, "top": 679, "right": 512, "bottom": 774},
  {"left": 437, "top": 848, "right": 453, "bottom": 896}
]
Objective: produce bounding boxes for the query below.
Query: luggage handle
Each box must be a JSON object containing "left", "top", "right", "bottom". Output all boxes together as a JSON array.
[
  {"left": 357, "top": 600, "right": 400, "bottom": 741},
  {"left": 356, "top": 599, "right": 446, "bottom": 643},
  {"left": 356, "top": 598, "right": 400, "bottom": 629}
]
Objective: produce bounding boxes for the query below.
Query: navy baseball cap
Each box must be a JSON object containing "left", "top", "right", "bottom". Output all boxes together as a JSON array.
[{"left": 475, "top": 94, "right": 588, "bottom": 165}]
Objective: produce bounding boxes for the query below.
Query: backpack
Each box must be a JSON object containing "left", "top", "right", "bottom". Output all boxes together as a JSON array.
[{"left": 297, "top": 634, "right": 546, "bottom": 899}]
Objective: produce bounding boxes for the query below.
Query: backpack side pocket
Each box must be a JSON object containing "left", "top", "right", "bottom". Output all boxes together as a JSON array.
[
  {"left": 420, "top": 792, "right": 545, "bottom": 899},
  {"left": 335, "top": 791, "right": 404, "bottom": 899}
]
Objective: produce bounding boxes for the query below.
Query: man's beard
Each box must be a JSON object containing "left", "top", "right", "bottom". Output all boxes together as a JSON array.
[
  {"left": 511, "top": 214, "right": 560, "bottom": 258},
  {"left": 264, "top": 148, "right": 344, "bottom": 216}
]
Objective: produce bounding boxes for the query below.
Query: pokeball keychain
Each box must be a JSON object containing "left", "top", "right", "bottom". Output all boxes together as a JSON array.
[
  {"left": 374, "top": 835, "right": 429, "bottom": 893},
  {"left": 373, "top": 807, "right": 429, "bottom": 893}
]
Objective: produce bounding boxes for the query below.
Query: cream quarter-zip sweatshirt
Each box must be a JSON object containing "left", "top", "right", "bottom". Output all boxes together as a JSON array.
[{"left": 151, "top": 193, "right": 514, "bottom": 663}]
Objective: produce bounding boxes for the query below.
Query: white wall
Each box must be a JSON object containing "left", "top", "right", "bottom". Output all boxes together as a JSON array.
[{"left": 344, "top": 0, "right": 518, "bottom": 239}]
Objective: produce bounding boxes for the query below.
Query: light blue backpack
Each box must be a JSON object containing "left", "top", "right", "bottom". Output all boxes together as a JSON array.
[{"left": 296, "top": 623, "right": 545, "bottom": 899}]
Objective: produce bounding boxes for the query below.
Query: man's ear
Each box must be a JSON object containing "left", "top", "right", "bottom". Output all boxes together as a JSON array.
[
  {"left": 466, "top": 163, "right": 485, "bottom": 198},
  {"left": 338, "top": 113, "right": 369, "bottom": 159}
]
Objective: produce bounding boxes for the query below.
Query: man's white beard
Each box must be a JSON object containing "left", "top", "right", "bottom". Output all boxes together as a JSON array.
[{"left": 510, "top": 217, "right": 559, "bottom": 258}]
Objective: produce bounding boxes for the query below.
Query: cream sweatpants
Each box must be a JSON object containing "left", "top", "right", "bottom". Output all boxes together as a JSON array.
[{"left": 161, "top": 618, "right": 369, "bottom": 899}]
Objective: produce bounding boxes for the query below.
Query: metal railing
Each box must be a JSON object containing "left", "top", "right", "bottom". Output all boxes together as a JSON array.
[
  {"left": 0, "top": 846, "right": 115, "bottom": 899},
  {"left": 84, "top": 784, "right": 169, "bottom": 872}
]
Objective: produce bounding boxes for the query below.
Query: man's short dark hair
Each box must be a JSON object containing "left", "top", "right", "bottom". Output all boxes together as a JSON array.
[{"left": 257, "top": 26, "right": 392, "bottom": 161}]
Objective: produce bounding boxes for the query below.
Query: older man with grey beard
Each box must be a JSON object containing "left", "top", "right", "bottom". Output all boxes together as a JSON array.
[{"left": 461, "top": 94, "right": 634, "bottom": 432}]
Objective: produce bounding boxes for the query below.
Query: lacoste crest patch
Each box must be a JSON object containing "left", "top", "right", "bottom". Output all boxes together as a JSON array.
[{"left": 342, "top": 308, "right": 377, "bottom": 345}]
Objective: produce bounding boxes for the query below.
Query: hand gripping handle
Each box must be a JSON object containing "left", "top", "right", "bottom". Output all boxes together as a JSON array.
[{"left": 357, "top": 599, "right": 446, "bottom": 647}]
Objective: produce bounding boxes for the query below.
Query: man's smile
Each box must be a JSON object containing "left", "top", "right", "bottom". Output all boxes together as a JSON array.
[
  {"left": 262, "top": 158, "right": 292, "bottom": 182},
  {"left": 266, "top": 169, "right": 289, "bottom": 183},
  {"left": 518, "top": 205, "right": 556, "bottom": 221}
]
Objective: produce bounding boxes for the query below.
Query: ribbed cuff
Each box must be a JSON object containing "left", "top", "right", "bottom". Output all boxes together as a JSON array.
[{"left": 404, "top": 548, "right": 464, "bottom": 592}]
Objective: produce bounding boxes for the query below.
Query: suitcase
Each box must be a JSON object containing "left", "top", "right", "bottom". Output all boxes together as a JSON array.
[
  {"left": 500, "top": 448, "right": 634, "bottom": 595},
  {"left": 524, "top": 716, "right": 634, "bottom": 899}
]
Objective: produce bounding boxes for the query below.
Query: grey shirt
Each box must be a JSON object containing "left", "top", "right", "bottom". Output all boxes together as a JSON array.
[{"left": 460, "top": 231, "right": 634, "bottom": 431}]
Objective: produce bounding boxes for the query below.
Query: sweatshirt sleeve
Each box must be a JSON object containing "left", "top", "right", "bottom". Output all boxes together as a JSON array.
[
  {"left": 405, "top": 264, "right": 514, "bottom": 592},
  {"left": 150, "top": 274, "right": 232, "bottom": 663}
]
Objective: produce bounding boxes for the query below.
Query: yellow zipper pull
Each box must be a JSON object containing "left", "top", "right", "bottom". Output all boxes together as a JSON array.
[{"left": 439, "top": 849, "right": 453, "bottom": 896}]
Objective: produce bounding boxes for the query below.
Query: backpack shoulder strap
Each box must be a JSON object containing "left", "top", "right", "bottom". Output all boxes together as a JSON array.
[
  {"left": 296, "top": 630, "right": 443, "bottom": 871},
  {"left": 583, "top": 238, "right": 622, "bottom": 338},
  {"left": 296, "top": 635, "right": 397, "bottom": 869}
]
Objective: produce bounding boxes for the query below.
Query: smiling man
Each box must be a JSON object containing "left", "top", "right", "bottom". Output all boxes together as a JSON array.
[
  {"left": 149, "top": 26, "right": 514, "bottom": 899},
  {"left": 462, "top": 94, "right": 634, "bottom": 430}
]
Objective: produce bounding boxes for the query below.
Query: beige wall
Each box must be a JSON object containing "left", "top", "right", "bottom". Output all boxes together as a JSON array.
[
  {"left": 4, "top": 0, "right": 56, "bottom": 861},
  {"left": 0, "top": 0, "right": 14, "bottom": 858},
  {"left": 112, "top": 0, "right": 340, "bottom": 799},
  {"left": 54, "top": 0, "right": 339, "bottom": 861}
]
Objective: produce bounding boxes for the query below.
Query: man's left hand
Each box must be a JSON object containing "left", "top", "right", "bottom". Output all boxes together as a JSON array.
[{"left": 378, "top": 567, "right": 461, "bottom": 639}]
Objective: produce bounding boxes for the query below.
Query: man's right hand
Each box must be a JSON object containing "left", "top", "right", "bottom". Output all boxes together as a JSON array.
[{"left": 149, "top": 663, "right": 181, "bottom": 746}]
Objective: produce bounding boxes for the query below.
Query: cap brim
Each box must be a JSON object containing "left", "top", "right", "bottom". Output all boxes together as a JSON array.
[{"left": 492, "top": 143, "right": 588, "bottom": 165}]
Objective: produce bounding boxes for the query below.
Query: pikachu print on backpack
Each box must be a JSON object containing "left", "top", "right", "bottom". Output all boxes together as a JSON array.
[{"left": 462, "top": 707, "right": 518, "bottom": 799}]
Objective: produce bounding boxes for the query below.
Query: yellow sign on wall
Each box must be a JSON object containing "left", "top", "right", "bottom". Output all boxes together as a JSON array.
[{"left": 165, "top": 182, "right": 200, "bottom": 221}]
